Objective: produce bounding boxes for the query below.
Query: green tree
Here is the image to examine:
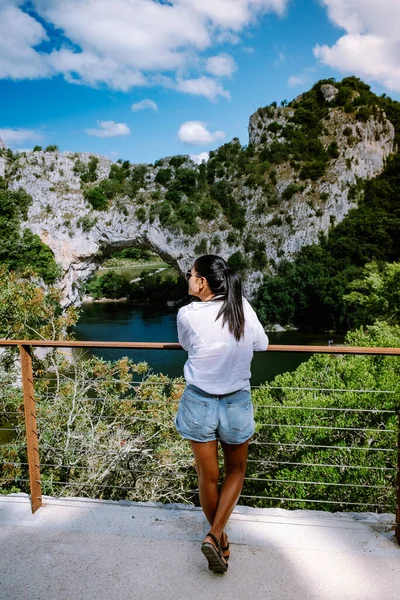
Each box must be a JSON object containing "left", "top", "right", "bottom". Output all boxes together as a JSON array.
[
  {"left": 248, "top": 321, "right": 400, "bottom": 511},
  {"left": 0, "top": 185, "right": 59, "bottom": 283},
  {"left": 343, "top": 262, "right": 400, "bottom": 326},
  {"left": 155, "top": 168, "right": 172, "bottom": 186},
  {"left": 86, "top": 271, "right": 131, "bottom": 299}
]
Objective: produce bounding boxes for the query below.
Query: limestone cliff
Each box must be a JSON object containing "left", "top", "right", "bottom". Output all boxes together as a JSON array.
[{"left": 0, "top": 81, "right": 396, "bottom": 306}]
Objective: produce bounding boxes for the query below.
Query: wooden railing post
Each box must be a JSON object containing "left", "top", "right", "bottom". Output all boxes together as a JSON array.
[
  {"left": 19, "top": 344, "right": 42, "bottom": 513},
  {"left": 396, "top": 408, "right": 400, "bottom": 545}
]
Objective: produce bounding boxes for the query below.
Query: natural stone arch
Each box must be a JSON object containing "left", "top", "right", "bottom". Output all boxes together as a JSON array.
[{"left": 1, "top": 90, "right": 395, "bottom": 307}]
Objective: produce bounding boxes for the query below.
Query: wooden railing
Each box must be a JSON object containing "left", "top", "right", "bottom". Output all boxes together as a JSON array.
[{"left": 1, "top": 339, "right": 400, "bottom": 545}]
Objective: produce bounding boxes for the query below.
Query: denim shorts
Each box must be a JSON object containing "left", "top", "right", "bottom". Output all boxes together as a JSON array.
[{"left": 175, "top": 384, "right": 255, "bottom": 445}]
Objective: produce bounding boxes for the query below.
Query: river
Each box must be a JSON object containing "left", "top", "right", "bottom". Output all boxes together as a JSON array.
[
  {"left": 74, "top": 302, "right": 344, "bottom": 386},
  {"left": 0, "top": 301, "right": 344, "bottom": 445}
]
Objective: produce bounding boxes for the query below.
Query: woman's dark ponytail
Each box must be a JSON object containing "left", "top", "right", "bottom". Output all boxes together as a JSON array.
[{"left": 193, "top": 255, "right": 245, "bottom": 342}]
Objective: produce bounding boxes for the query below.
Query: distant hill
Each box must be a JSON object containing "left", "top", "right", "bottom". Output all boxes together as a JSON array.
[{"left": 0, "top": 77, "right": 398, "bottom": 324}]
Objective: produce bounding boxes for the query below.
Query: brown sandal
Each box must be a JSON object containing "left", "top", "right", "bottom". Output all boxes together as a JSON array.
[
  {"left": 221, "top": 532, "right": 230, "bottom": 561},
  {"left": 201, "top": 532, "right": 228, "bottom": 573}
]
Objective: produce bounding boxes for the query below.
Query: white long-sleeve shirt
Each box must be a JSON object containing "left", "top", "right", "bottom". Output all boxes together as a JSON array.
[{"left": 177, "top": 296, "right": 268, "bottom": 394}]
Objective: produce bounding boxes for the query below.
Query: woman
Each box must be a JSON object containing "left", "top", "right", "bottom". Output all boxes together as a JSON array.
[{"left": 175, "top": 255, "right": 268, "bottom": 573}]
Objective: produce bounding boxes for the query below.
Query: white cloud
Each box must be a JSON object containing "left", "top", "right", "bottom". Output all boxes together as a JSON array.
[
  {"left": 288, "top": 75, "right": 307, "bottom": 87},
  {"left": 190, "top": 151, "right": 210, "bottom": 164},
  {"left": 288, "top": 68, "right": 316, "bottom": 88},
  {"left": 131, "top": 99, "right": 158, "bottom": 112},
  {"left": 85, "top": 121, "right": 131, "bottom": 138},
  {"left": 0, "top": 4, "right": 51, "bottom": 79},
  {"left": 206, "top": 54, "right": 237, "bottom": 77},
  {"left": 0, "top": 1, "right": 290, "bottom": 99},
  {"left": 315, "top": 0, "right": 400, "bottom": 92},
  {"left": 176, "top": 76, "right": 231, "bottom": 101},
  {"left": 178, "top": 121, "right": 225, "bottom": 146},
  {"left": 0, "top": 128, "right": 41, "bottom": 144}
]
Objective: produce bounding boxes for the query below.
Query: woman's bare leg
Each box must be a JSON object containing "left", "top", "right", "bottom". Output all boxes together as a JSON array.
[
  {"left": 208, "top": 440, "right": 249, "bottom": 542},
  {"left": 190, "top": 440, "right": 220, "bottom": 526},
  {"left": 191, "top": 439, "right": 249, "bottom": 554}
]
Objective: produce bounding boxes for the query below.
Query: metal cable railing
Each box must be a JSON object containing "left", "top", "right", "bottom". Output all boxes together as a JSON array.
[{"left": 0, "top": 339, "right": 399, "bottom": 544}]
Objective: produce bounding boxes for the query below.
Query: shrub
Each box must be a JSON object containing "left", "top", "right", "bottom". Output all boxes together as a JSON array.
[
  {"left": 87, "top": 271, "right": 130, "bottom": 299},
  {"left": 282, "top": 184, "right": 300, "bottom": 201},
  {"left": 227, "top": 251, "right": 248, "bottom": 272},
  {"left": 174, "top": 168, "right": 197, "bottom": 194},
  {"left": 299, "top": 161, "right": 326, "bottom": 181},
  {"left": 155, "top": 168, "right": 172, "bottom": 186},
  {"left": 226, "top": 232, "right": 239, "bottom": 247},
  {"left": 194, "top": 238, "right": 208, "bottom": 255},
  {"left": 109, "top": 164, "right": 126, "bottom": 183},
  {"left": 169, "top": 156, "right": 187, "bottom": 169},
  {"left": 136, "top": 207, "right": 147, "bottom": 223},
  {"left": 80, "top": 156, "right": 99, "bottom": 183},
  {"left": 159, "top": 201, "right": 172, "bottom": 225},
  {"left": 356, "top": 106, "right": 372, "bottom": 122},
  {"left": 165, "top": 187, "right": 182, "bottom": 206},
  {"left": 327, "top": 141, "right": 340, "bottom": 159},
  {"left": 73, "top": 159, "right": 86, "bottom": 175},
  {"left": 84, "top": 187, "right": 109, "bottom": 211},
  {"left": 199, "top": 198, "right": 218, "bottom": 220},
  {"left": 0, "top": 186, "right": 59, "bottom": 283},
  {"left": 252, "top": 245, "right": 268, "bottom": 269},
  {"left": 267, "top": 121, "right": 281, "bottom": 134},
  {"left": 77, "top": 215, "right": 97, "bottom": 232}
]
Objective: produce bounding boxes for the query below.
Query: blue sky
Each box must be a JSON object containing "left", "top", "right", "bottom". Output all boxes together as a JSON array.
[{"left": 0, "top": 0, "right": 399, "bottom": 164}]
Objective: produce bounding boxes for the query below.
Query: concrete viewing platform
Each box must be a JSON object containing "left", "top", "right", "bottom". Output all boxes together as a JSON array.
[{"left": 1, "top": 494, "right": 399, "bottom": 600}]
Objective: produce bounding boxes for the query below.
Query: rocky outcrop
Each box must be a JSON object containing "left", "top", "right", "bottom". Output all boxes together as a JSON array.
[
  {"left": 320, "top": 84, "right": 339, "bottom": 102},
  {"left": 0, "top": 137, "right": 6, "bottom": 177},
  {"left": 2, "top": 85, "right": 396, "bottom": 306}
]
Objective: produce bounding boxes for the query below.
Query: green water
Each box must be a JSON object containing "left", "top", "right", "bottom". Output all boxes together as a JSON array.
[
  {"left": 0, "top": 302, "right": 344, "bottom": 445},
  {"left": 73, "top": 302, "right": 344, "bottom": 386}
]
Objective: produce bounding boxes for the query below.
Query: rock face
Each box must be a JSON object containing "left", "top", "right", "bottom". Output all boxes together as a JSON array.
[
  {"left": 320, "top": 84, "right": 339, "bottom": 102},
  {"left": 0, "top": 137, "right": 6, "bottom": 177},
  {"left": 2, "top": 86, "right": 396, "bottom": 307}
]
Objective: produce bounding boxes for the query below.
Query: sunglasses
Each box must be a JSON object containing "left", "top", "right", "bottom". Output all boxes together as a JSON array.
[{"left": 185, "top": 270, "right": 202, "bottom": 281}]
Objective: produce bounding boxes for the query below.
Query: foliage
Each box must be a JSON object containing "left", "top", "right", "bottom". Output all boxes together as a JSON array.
[
  {"left": 247, "top": 322, "right": 400, "bottom": 511},
  {"left": 343, "top": 262, "right": 400, "bottom": 326},
  {"left": 2, "top": 323, "right": 397, "bottom": 510},
  {"left": 83, "top": 187, "right": 109, "bottom": 211},
  {"left": 86, "top": 271, "right": 131, "bottom": 299},
  {"left": 169, "top": 155, "right": 187, "bottom": 169},
  {"left": 227, "top": 251, "right": 248, "bottom": 272},
  {"left": 45, "top": 145, "right": 59, "bottom": 152},
  {"left": 0, "top": 357, "right": 196, "bottom": 503},
  {"left": 155, "top": 168, "right": 172, "bottom": 186},
  {"left": 128, "top": 271, "right": 187, "bottom": 304},
  {"left": 0, "top": 266, "right": 78, "bottom": 341},
  {"left": 80, "top": 156, "right": 99, "bottom": 183},
  {"left": 77, "top": 215, "right": 97, "bottom": 232},
  {"left": 174, "top": 168, "right": 197, "bottom": 195},
  {"left": 109, "top": 248, "right": 154, "bottom": 262},
  {"left": 0, "top": 183, "right": 59, "bottom": 283},
  {"left": 255, "top": 149, "right": 400, "bottom": 331}
]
